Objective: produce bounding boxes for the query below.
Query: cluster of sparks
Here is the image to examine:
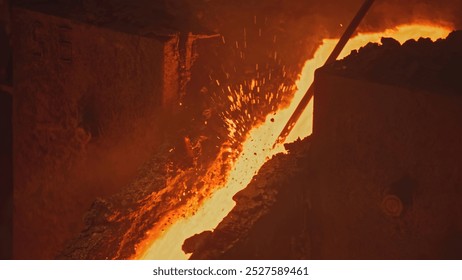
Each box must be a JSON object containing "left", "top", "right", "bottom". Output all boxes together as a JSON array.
[
  {"left": 134, "top": 23, "right": 452, "bottom": 260},
  {"left": 207, "top": 17, "right": 298, "bottom": 145},
  {"left": 218, "top": 79, "right": 295, "bottom": 141}
]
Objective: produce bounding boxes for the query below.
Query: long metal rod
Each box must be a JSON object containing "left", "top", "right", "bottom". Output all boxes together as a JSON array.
[{"left": 273, "top": 0, "right": 376, "bottom": 147}]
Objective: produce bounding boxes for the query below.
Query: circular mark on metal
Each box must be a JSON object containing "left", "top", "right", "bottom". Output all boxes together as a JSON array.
[{"left": 381, "top": 194, "right": 403, "bottom": 217}]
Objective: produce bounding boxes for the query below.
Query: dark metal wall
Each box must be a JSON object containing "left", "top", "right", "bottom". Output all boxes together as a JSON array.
[
  {"left": 0, "top": 0, "right": 12, "bottom": 260},
  {"left": 0, "top": 91, "right": 12, "bottom": 260}
]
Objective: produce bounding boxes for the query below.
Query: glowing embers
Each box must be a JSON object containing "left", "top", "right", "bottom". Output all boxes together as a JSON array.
[{"left": 136, "top": 23, "right": 452, "bottom": 260}]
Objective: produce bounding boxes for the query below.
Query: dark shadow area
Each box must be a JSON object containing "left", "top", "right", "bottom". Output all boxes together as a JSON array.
[{"left": 0, "top": 90, "right": 13, "bottom": 260}]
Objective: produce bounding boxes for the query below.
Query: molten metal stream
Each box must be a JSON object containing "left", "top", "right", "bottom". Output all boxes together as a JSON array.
[{"left": 138, "top": 24, "right": 451, "bottom": 259}]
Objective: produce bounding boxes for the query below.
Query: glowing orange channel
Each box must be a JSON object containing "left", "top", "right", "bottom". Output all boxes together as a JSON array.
[{"left": 137, "top": 23, "right": 452, "bottom": 259}]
